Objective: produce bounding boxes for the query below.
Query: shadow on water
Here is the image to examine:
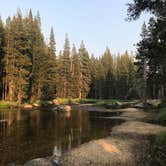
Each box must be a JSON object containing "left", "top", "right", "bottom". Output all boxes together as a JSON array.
[{"left": 0, "top": 108, "right": 124, "bottom": 165}]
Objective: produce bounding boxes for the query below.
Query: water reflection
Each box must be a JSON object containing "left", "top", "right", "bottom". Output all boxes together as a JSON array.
[{"left": 0, "top": 109, "right": 124, "bottom": 165}]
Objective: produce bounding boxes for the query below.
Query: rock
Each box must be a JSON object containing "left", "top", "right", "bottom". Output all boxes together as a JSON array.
[
  {"left": 112, "top": 121, "right": 166, "bottom": 136},
  {"left": 133, "top": 103, "right": 144, "bottom": 108},
  {"left": 147, "top": 99, "right": 161, "bottom": 107},
  {"left": 32, "top": 103, "right": 39, "bottom": 107},
  {"left": 105, "top": 101, "right": 123, "bottom": 109},
  {"left": 24, "top": 158, "right": 52, "bottom": 166},
  {"left": 64, "top": 105, "right": 71, "bottom": 112},
  {"left": 52, "top": 99, "right": 59, "bottom": 106},
  {"left": 53, "top": 105, "right": 71, "bottom": 112},
  {"left": 23, "top": 104, "right": 33, "bottom": 109}
]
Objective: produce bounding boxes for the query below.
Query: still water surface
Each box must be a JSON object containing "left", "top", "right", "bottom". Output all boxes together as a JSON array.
[{"left": 0, "top": 109, "right": 123, "bottom": 165}]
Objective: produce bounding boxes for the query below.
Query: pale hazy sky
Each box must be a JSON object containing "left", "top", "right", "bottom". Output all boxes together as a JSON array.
[{"left": 0, "top": 0, "right": 150, "bottom": 56}]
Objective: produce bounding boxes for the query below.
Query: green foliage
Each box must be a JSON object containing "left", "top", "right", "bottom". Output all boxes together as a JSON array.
[
  {"left": 55, "top": 98, "right": 124, "bottom": 105},
  {"left": 1, "top": 7, "right": 165, "bottom": 103},
  {"left": 156, "top": 131, "right": 166, "bottom": 145},
  {"left": 79, "top": 41, "right": 91, "bottom": 98},
  {"left": 128, "top": 0, "right": 166, "bottom": 99},
  {"left": 158, "top": 108, "right": 166, "bottom": 124},
  {"left": 56, "top": 34, "right": 71, "bottom": 98},
  {"left": 39, "top": 100, "right": 53, "bottom": 107},
  {"left": 151, "top": 131, "right": 166, "bottom": 166},
  {"left": 158, "top": 100, "right": 166, "bottom": 108},
  {"left": 0, "top": 101, "right": 18, "bottom": 108},
  {"left": 0, "top": 17, "right": 5, "bottom": 99}
]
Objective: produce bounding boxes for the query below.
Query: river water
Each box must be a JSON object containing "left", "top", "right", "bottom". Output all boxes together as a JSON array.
[{"left": 0, "top": 108, "right": 123, "bottom": 165}]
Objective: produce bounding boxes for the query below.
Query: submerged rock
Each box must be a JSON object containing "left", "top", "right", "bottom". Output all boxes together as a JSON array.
[{"left": 53, "top": 105, "right": 71, "bottom": 112}]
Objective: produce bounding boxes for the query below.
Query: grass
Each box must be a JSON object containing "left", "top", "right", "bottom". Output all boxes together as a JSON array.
[
  {"left": 0, "top": 98, "right": 131, "bottom": 109},
  {"left": 156, "top": 131, "right": 166, "bottom": 145},
  {"left": 56, "top": 98, "right": 125, "bottom": 105},
  {"left": 150, "top": 131, "right": 166, "bottom": 166},
  {"left": 158, "top": 107, "right": 166, "bottom": 124},
  {"left": 0, "top": 101, "right": 18, "bottom": 109},
  {"left": 32, "top": 100, "right": 53, "bottom": 107}
]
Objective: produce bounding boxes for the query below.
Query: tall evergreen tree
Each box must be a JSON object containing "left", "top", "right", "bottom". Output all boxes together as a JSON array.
[
  {"left": 3, "top": 10, "right": 31, "bottom": 103},
  {"left": 135, "top": 22, "right": 149, "bottom": 101},
  {"left": 48, "top": 27, "right": 56, "bottom": 57},
  {"left": 128, "top": 0, "right": 166, "bottom": 99},
  {"left": 61, "top": 34, "right": 71, "bottom": 98},
  {"left": 79, "top": 41, "right": 91, "bottom": 98},
  {"left": 101, "top": 47, "right": 115, "bottom": 98},
  {"left": 56, "top": 51, "right": 64, "bottom": 98},
  {"left": 30, "top": 12, "right": 48, "bottom": 102},
  {"left": 70, "top": 44, "right": 80, "bottom": 98},
  {"left": 42, "top": 28, "right": 57, "bottom": 100},
  {"left": 0, "top": 17, "right": 5, "bottom": 99}
]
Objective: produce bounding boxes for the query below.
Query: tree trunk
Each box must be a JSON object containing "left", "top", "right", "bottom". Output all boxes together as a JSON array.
[{"left": 9, "top": 80, "right": 14, "bottom": 101}]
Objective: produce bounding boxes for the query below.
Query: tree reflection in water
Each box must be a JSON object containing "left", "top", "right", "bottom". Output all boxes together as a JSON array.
[{"left": 0, "top": 109, "right": 124, "bottom": 165}]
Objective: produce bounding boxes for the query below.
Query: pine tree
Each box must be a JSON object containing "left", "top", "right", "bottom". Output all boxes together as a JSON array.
[
  {"left": 61, "top": 34, "right": 71, "bottom": 98},
  {"left": 135, "top": 22, "right": 149, "bottom": 101},
  {"left": 70, "top": 44, "right": 81, "bottom": 98},
  {"left": 30, "top": 12, "right": 48, "bottom": 102},
  {"left": 56, "top": 51, "right": 63, "bottom": 98},
  {"left": 48, "top": 27, "right": 56, "bottom": 57},
  {"left": 88, "top": 54, "right": 98, "bottom": 98},
  {"left": 79, "top": 41, "right": 91, "bottom": 98},
  {"left": 128, "top": 0, "right": 166, "bottom": 99},
  {"left": 42, "top": 28, "right": 57, "bottom": 100},
  {"left": 3, "top": 10, "right": 31, "bottom": 103},
  {"left": 0, "top": 17, "right": 5, "bottom": 99},
  {"left": 101, "top": 47, "right": 114, "bottom": 98}
]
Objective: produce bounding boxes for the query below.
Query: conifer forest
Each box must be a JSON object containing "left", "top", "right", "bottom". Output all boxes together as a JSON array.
[{"left": 0, "top": 2, "right": 165, "bottom": 104}]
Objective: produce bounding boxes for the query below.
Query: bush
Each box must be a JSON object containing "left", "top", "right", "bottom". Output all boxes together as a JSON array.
[
  {"left": 156, "top": 131, "right": 166, "bottom": 145},
  {"left": 78, "top": 98, "right": 98, "bottom": 104},
  {"left": 56, "top": 98, "right": 70, "bottom": 105},
  {"left": 0, "top": 101, "right": 18, "bottom": 109},
  {"left": 158, "top": 100, "right": 166, "bottom": 108},
  {"left": 39, "top": 100, "right": 53, "bottom": 107},
  {"left": 158, "top": 108, "right": 166, "bottom": 124},
  {"left": 151, "top": 131, "right": 166, "bottom": 166}
]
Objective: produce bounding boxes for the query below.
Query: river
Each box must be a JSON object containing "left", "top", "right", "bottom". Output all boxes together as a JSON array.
[{"left": 0, "top": 108, "right": 124, "bottom": 165}]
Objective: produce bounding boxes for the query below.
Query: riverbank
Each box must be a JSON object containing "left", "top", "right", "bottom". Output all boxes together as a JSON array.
[
  {"left": 0, "top": 98, "right": 130, "bottom": 109},
  {"left": 0, "top": 98, "right": 163, "bottom": 110}
]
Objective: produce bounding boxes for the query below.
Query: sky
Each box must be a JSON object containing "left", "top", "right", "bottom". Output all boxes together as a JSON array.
[{"left": 0, "top": 0, "right": 150, "bottom": 56}]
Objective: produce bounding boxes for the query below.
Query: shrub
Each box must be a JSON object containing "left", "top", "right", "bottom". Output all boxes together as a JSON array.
[
  {"left": 151, "top": 131, "right": 166, "bottom": 166},
  {"left": 158, "top": 108, "right": 166, "bottom": 124},
  {"left": 0, "top": 101, "right": 18, "bottom": 109}
]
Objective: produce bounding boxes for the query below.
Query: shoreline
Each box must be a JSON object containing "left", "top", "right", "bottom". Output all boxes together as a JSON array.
[
  {"left": 0, "top": 99, "right": 162, "bottom": 111},
  {"left": 59, "top": 107, "right": 166, "bottom": 166}
]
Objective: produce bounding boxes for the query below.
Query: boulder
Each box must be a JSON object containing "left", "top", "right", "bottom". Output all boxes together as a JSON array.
[
  {"left": 32, "top": 103, "right": 39, "bottom": 107},
  {"left": 64, "top": 105, "right": 71, "bottom": 112},
  {"left": 52, "top": 99, "right": 59, "bottom": 106},
  {"left": 53, "top": 105, "right": 71, "bottom": 112},
  {"left": 23, "top": 104, "right": 33, "bottom": 109}
]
